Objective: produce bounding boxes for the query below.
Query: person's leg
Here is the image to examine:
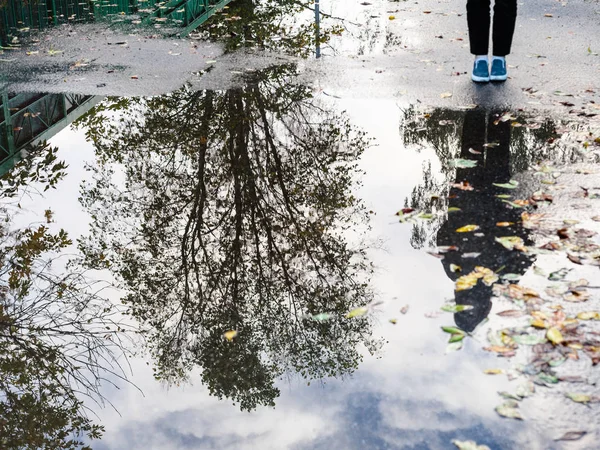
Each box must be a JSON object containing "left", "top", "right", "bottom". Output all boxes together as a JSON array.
[
  {"left": 492, "top": 0, "right": 517, "bottom": 56},
  {"left": 467, "top": 0, "right": 491, "bottom": 55}
]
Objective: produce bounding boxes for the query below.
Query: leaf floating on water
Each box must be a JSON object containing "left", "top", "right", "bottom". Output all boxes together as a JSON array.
[
  {"left": 223, "top": 330, "right": 238, "bottom": 341},
  {"left": 446, "top": 340, "right": 463, "bottom": 353},
  {"left": 513, "top": 334, "right": 547, "bottom": 345},
  {"left": 450, "top": 158, "right": 478, "bottom": 168},
  {"left": 462, "top": 252, "right": 481, "bottom": 258},
  {"left": 497, "top": 309, "right": 526, "bottom": 318},
  {"left": 448, "top": 207, "right": 461, "bottom": 213},
  {"left": 501, "top": 273, "right": 521, "bottom": 281},
  {"left": 493, "top": 180, "right": 519, "bottom": 189},
  {"left": 496, "top": 222, "right": 514, "bottom": 227},
  {"left": 483, "top": 142, "right": 500, "bottom": 148},
  {"left": 566, "top": 393, "right": 591, "bottom": 404},
  {"left": 450, "top": 264, "right": 462, "bottom": 273},
  {"left": 554, "top": 431, "right": 587, "bottom": 441},
  {"left": 441, "top": 326, "right": 466, "bottom": 335},
  {"left": 441, "top": 304, "right": 473, "bottom": 313},
  {"left": 346, "top": 306, "right": 369, "bottom": 318},
  {"left": 451, "top": 181, "right": 474, "bottom": 191},
  {"left": 495, "top": 236, "right": 526, "bottom": 251},
  {"left": 549, "top": 268, "right": 570, "bottom": 281},
  {"left": 495, "top": 402, "right": 523, "bottom": 420},
  {"left": 547, "top": 327, "right": 564, "bottom": 345},
  {"left": 456, "top": 224, "right": 479, "bottom": 233},
  {"left": 451, "top": 440, "right": 491, "bottom": 450}
]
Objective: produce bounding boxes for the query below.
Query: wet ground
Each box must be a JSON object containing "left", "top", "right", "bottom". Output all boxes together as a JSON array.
[{"left": 1, "top": 1, "right": 600, "bottom": 450}]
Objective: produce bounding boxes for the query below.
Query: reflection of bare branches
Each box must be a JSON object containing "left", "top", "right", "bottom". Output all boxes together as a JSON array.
[
  {"left": 0, "top": 152, "right": 135, "bottom": 448},
  {"left": 78, "top": 65, "right": 377, "bottom": 411}
]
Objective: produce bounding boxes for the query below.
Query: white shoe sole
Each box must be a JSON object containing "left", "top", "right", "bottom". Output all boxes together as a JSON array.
[
  {"left": 490, "top": 74, "right": 507, "bottom": 81},
  {"left": 472, "top": 74, "right": 490, "bottom": 82}
]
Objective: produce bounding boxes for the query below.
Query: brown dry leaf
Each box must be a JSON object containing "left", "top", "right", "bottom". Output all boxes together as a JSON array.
[
  {"left": 496, "top": 222, "right": 514, "bottom": 227},
  {"left": 451, "top": 181, "right": 474, "bottom": 191},
  {"left": 497, "top": 310, "right": 526, "bottom": 318},
  {"left": 484, "top": 345, "right": 515, "bottom": 353}
]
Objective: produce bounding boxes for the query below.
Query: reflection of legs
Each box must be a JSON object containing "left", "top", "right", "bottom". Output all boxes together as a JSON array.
[
  {"left": 458, "top": 110, "right": 486, "bottom": 185},
  {"left": 486, "top": 113, "right": 511, "bottom": 183},
  {"left": 467, "top": 0, "right": 491, "bottom": 55},
  {"left": 492, "top": 0, "right": 517, "bottom": 56}
]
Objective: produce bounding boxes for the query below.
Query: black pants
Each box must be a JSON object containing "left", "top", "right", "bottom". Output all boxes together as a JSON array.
[{"left": 467, "top": 0, "right": 517, "bottom": 56}]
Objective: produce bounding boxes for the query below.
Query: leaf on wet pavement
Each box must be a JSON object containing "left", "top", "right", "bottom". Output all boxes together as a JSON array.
[{"left": 495, "top": 402, "right": 523, "bottom": 420}]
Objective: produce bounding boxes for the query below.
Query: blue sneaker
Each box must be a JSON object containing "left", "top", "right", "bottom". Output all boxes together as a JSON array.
[
  {"left": 490, "top": 58, "right": 507, "bottom": 81},
  {"left": 471, "top": 59, "right": 490, "bottom": 83}
]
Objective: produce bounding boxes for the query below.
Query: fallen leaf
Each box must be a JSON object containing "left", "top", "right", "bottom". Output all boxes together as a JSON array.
[
  {"left": 441, "top": 326, "right": 466, "bottom": 335},
  {"left": 493, "top": 180, "right": 519, "bottom": 189},
  {"left": 566, "top": 393, "right": 591, "bottom": 404},
  {"left": 484, "top": 369, "right": 503, "bottom": 375},
  {"left": 440, "top": 92, "right": 453, "bottom": 98},
  {"left": 547, "top": 327, "right": 564, "bottom": 345},
  {"left": 400, "top": 305, "right": 410, "bottom": 314},
  {"left": 495, "top": 236, "right": 526, "bottom": 251},
  {"left": 450, "top": 158, "right": 478, "bottom": 168},
  {"left": 446, "top": 341, "right": 463, "bottom": 352},
  {"left": 577, "top": 311, "right": 600, "bottom": 320},
  {"left": 441, "top": 304, "right": 473, "bottom": 313},
  {"left": 450, "top": 264, "right": 462, "bottom": 273},
  {"left": 497, "top": 310, "right": 526, "bottom": 318},
  {"left": 346, "top": 307, "right": 368, "bottom": 318},
  {"left": 456, "top": 224, "right": 479, "bottom": 232},
  {"left": 496, "top": 222, "right": 514, "bottom": 227},
  {"left": 223, "top": 330, "right": 238, "bottom": 341},
  {"left": 495, "top": 402, "right": 523, "bottom": 420},
  {"left": 554, "top": 431, "right": 587, "bottom": 441},
  {"left": 452, "top": 440, "right": 491, "bottom": 450}
]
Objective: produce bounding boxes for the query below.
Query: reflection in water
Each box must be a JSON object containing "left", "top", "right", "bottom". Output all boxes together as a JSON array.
[
  {"left": 76, "top": 65, "right": 379, "bottom": 411},
  {"left": 0, "top": 139, "right": 131, "bottom": 448},
  {"left": 401, "top": 106, "right": 570, "bottom": 250},
  {"left": 436, "top": 110, "right": 534, "bottom": 331}
]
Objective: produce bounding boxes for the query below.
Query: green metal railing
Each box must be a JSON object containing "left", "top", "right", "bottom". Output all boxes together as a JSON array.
[
  {"left": 0, "top": 92, "right": 102, "bottom": 175},
  {"left": 1, "top": 0, "right": 233, "bottom": 46}
]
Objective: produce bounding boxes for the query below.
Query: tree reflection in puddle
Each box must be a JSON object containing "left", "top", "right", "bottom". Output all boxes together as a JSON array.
[{"left": 76, "top": 64, "right": 381, "bottom": 411}]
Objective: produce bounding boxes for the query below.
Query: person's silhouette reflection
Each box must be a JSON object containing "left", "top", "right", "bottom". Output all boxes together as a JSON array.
[{"left": 437, "top": 109, "right": 534, "bottom": 332}]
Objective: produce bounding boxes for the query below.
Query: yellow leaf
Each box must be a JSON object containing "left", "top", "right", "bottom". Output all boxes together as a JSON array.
[
  {"left": 346, "top": 306, "right": 368, "bottom": 318},
  {"left": 456, "top": 224, "right": 479, "bottom": 233},
  {"left": 389, "top": 15, "right": 396, "bottom": 20},
  {"left": 450, "top": 264, "right": 462, "bottom": 273},
  {"left": 223, "top": 330, "right": 238, "bottom": 341},
  {"left": 577, "top": 311, "right": 600, "bottom": 320},
  {"left": 530, "top": 319, "right": 547, "bottom": 329},
  {"left": 547, "top": 327, "right": 563, "bottom": 345},
  {"left": 484, "top": 369, "right": 503, "bottom": 375},
  {"left": 440, "top": 92, "right": 453, "bottom": 99},
  {"left": 456, "top": 273, "right": 479, "bottom": 291},
  {"left": 389, "top": 318, "right": 398, "bottom": 324}
]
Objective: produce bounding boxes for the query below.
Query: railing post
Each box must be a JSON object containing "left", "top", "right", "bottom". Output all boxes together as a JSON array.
[{"left": 315, "top": 0, "right": 320, "bottom": 58}]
